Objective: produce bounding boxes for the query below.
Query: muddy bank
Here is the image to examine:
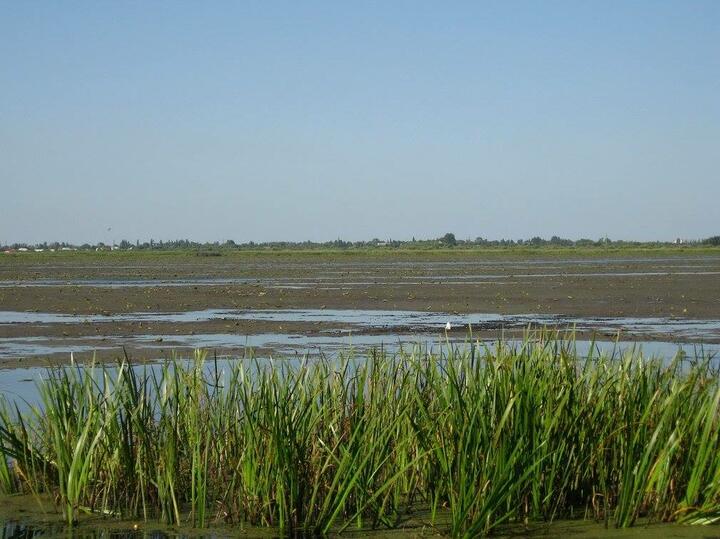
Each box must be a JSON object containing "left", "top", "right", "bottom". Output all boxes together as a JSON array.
[
  {"left": 3, "top": 493, "right": 718, "bottom": 538},
  {"left": 0, "top": 252, "right": 718, "bottom": 366},
  {"left": 2, "top": 309, "right": 719, "bottom": 368},
  {"left": 0, "top": 273, "right": 720, "bottom": 318}
]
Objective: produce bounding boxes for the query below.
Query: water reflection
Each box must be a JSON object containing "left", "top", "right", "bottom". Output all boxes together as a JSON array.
[{"left": 0, "top": 519, "right": 197, "bottom": 539}]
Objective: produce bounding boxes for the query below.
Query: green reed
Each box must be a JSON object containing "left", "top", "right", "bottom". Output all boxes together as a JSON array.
[{"left": 1, "top": 333, "right": 720, "bottom": 535}]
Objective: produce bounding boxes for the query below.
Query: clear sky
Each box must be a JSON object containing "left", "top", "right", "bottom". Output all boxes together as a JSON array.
[{"left": 1, "top": 1, "right": 718, "bottom": 244}]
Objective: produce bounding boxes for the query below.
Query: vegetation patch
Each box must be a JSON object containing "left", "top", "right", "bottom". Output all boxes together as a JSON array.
[{"left": 2, "top": 337, "right": 720, "bottom": 536}]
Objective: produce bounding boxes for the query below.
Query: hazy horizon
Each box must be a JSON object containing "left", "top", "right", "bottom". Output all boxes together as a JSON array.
[
  {"left": 2, "top": 2, "right": 718, "bottom": 244},
  {"left": 2, "top": 231, "right": 717, "bottom": 250}
]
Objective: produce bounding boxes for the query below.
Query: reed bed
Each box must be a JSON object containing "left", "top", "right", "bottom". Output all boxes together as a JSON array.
[{"left": 2, "top": 334, "right": 720, "bottom": 537}]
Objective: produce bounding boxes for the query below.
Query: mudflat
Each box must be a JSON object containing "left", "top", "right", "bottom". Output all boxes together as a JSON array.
[
  {"left": 1, "top": 249, "right": 719, "bottom": 317},
  {"left": 1, "top": 248, "right": 719, "bottom": 365}
]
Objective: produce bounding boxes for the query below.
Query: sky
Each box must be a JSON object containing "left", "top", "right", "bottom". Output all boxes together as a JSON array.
[{"left": 1, "top": 1, "right": 718, "bottom": 244}]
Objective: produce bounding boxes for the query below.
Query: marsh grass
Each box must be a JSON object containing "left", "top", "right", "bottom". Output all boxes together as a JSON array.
[{"left": 2, "top": 333, "right": 720, "bottom": 535}]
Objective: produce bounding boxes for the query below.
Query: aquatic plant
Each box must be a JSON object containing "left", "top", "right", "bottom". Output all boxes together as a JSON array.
[{"left": 1, "top": 334, "right": 720, "bottom": 535}]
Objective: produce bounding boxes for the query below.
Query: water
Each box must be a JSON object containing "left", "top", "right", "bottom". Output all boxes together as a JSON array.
[
  {"left": 2, "top": 515, "right": 719, "bottom": 539},
  {"left": 0, "top": 309, "right": 234, "bottom": 325},
  {"left": 1, "top": 308, "right": 719, "bottom": 363},
  {"left": 0, "top": 336, "right": 116, "bottom": 359},
  {"left": 2, "top": 338, "right": 717, "bottom": 413},
  {"left": 0, "top": 331, "right": 437, "bottom": 360},
  {"left": 0, "top": 365, "right": 38, "bottom": 405},
  {"left": 2, "top": 308, "right": 719, "bottom": 339},
  {"left": 0, "top": 517, "right": 217, "bottom": 538}
]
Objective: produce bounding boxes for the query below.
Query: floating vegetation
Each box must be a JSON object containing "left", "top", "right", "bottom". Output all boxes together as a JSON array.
[{"left": 1, "top": 334, "right": 720, "bottom": 536}]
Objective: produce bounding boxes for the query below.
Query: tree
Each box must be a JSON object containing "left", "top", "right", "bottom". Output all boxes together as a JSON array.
[
  {"left": 440, "top": 233, "right": 457, "bottom": 247},
  {"left": 529, "top": 236, "right": 544, "bottom": 246}
]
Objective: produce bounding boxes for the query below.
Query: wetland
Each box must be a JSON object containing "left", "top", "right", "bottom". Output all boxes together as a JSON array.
[
  {"left": 0, "top": 249, "right": 719, "bottom": 365},
  {"left": 2, "top": 248, "right": 720, "bottom": 537}
]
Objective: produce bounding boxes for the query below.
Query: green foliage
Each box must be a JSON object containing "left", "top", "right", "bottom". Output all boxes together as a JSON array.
[
  {"left": 439, "top": 233, "right": 457, "bottom": 247},
  {"left": 5, "top": 234, "right": 719, "bottom": 254},
  {"left": 2, "top": 337, "right": 720, "bottom": 535}
]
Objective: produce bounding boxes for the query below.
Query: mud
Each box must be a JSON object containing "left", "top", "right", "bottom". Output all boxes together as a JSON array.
[
  {"left": 0, "top": 251, "right": 718, "bottom": 366},
  {"left": 1, "top": 252, "right": 718, "bottom": 317}
]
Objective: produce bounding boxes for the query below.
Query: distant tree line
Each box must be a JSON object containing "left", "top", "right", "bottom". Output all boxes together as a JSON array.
[{"left": 2, "top": 234, "right": 719, "bottom": 252}]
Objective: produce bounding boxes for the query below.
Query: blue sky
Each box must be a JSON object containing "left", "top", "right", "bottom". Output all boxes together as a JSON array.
[{"left": 1, "top": 1, "right": 718, "bottom": 244}]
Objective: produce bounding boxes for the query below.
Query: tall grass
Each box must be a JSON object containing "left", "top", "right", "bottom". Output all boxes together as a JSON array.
[{"left": 1, "top": 334, "right": 720, "bottom": 535}]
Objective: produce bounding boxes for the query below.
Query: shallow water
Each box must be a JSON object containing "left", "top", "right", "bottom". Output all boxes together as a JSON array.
[
  {"left": 0, "top": 336, "right": 116, "bottom": 359},
  {"left": 2, "top": 308, "right": 719, "bottom": 340},
  {"left": 1, "top": 332, "right": 715, "bottom": 364},
  {"left": 2, "top": 509, "right": 719, "bottom": 538},
  {"left": 1, "top": 308, "right": 720, "bottom": 363},
  {"left": 0, "top": 309, "right": 234, "bottom": 325},
  {"left": 2, "top": 338, "right": 717, "bottom": 413}
]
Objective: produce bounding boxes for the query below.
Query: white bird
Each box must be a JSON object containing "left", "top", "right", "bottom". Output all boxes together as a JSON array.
[{"left": 445, "top": 321, "right": 452, "bottom": 331}]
